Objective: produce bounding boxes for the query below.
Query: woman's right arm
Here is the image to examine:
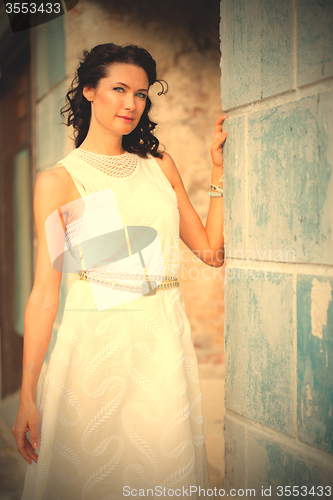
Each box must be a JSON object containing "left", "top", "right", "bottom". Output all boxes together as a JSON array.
[{"left": 12, "top": 168, "right": 71, "bottom": 465}]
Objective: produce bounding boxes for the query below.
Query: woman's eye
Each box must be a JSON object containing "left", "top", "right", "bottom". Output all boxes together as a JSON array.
[
  {"left": 136, "top": 93, "right": 147, "bottom": 99},
  {"left": 113, "top": 87, "right": 125, "bottom": 92}
]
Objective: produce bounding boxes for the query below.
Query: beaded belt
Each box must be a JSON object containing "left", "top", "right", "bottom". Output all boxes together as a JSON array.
[{"left": 78, "top": 270, "right": 179, "bottom": 296}]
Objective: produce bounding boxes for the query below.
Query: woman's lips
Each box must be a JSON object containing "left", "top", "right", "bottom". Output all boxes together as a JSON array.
[{"left": 117, "top": 116, "right": 134, "bottom": 123}]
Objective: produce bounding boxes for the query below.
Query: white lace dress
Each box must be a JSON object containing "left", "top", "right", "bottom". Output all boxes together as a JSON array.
[{"left": 21, "top": 149, "right": 211, "bottom": 500}]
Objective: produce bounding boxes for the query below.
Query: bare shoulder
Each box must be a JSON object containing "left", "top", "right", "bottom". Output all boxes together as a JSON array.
[
  {"left": 35, "top": 166, "right": 77, "bottom": 208},
  {"left": 153, "top": 151, "right": 179, "bottom": 189},
  {"left": 154, "top": 151, "right": 175, "bottom": 168},
  {"left": 36, "top": 165, "right": 72, "bottom": 188},
  {"left": 34, "top": 166, "right": 78, "bottom": 222}
]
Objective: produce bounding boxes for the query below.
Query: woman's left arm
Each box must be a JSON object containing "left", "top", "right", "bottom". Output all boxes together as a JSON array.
[{"left": 155, "top": 115, "right": 227, "bottom": 268}]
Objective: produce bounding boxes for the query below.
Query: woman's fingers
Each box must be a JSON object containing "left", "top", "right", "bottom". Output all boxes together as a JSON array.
[
  {"left": 28, "top": 418, "right": 39, "bottom": 451},
  {"left": 15, "top": 432, "right": 33, "bottom": 464},
  {"left": 210, "top": 115, "right": 228, "bottom": 168},
  {"left": 25, "top": 436, "right": 39, "bottom": 463},
  {"left": 213, "top": 114, "right": 228, "bottom": 135},
  {"left": 211, "top": 131, "right": 227, "bottom": 151},
  {"left": 212, "top": 115, "right": 228, "bottom": 147},
  {"left": 16, "top": 434, "right": 38, "bottom": 464},
  {"left": 215, "top": 131, "right": 227, "bottom": 144},
  {"left": 26, "top": 414, "right": 39, "bottom": 462},
  {"left": 12, "top": 404, "right": 40, "bottom": 464}
]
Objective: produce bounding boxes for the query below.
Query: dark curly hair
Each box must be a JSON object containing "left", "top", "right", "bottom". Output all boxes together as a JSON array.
[{"left": 60, "top": 43, "right": 167, "bottom": 158}]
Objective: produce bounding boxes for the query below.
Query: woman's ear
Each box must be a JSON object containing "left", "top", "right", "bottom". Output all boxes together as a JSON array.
[{"left": 83, "top": 86, "right": 94, "bottom": 102}]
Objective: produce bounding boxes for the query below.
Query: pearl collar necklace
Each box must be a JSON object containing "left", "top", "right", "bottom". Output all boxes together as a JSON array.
[{"left": 73, "top": 148, "right": 139, "bottom": 179}]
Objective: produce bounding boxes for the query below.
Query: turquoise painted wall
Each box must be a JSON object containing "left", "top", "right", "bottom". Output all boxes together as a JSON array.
[{"left": 221, "top": 0, "right": 333, "bottom": 495}]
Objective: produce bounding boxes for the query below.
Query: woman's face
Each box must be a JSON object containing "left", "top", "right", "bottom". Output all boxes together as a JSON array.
[{"left": 83, "top": 63, "right": 149, "bottom": 138}]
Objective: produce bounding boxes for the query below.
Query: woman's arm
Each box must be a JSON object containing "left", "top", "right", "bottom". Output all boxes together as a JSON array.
[
  {"left": 205, "top": 115, "right": 227, "bottom": 265},
  {"left": 12, "top": 168, "right": 72, "bottom": 464},
  {"left": 155, "top": 115, "right": 227, "bottom": 267}
]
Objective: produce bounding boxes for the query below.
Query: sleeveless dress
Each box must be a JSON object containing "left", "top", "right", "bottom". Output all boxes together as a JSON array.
[{"left": 21, "top": 150, "right": 211, "bottom": 500}]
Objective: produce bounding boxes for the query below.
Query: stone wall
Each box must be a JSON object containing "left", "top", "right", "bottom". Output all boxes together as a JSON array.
[{"left": 221, "top": 0, "right": 333, "bottom": 495}]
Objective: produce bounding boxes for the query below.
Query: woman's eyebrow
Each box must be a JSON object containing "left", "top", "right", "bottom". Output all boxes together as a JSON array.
[{"left": 112, "top": 82, "right": 148, "bottom": 92}]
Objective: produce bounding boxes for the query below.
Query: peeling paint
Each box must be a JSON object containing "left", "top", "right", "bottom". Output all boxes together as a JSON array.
[
  {"left": 297, "top": 274, "right": 333, "bottom": 454},
  {"left": 225, "top": 269, "right": 294, "bottom": 435},
  {"left": 248, "top": 90, "right": 333, "bottom": 265},
  {"left": 310, "top": 278, "right": 332, "bottom": 339},
  {"left": 248, "top": 430, "right": 333, "bottom": 490},
  {"left": 306, "top": 384, "right": 313, "bottom": 417},
  {"left": 297, "top": 0, "right": 333, "bottom": 86}
]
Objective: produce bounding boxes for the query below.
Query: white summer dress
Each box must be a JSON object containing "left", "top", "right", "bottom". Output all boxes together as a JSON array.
[{"left": 21, "top": 149, "right": 211, "bottom": 500}]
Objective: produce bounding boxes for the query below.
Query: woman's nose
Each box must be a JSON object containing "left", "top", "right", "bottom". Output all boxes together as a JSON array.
[{"left": 124, "top": 94, "right": 135, "bottom": 110}]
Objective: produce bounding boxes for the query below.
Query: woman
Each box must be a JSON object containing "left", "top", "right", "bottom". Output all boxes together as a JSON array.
[{"left": 13, "top": 43, "right": 227, "bottom": 499}]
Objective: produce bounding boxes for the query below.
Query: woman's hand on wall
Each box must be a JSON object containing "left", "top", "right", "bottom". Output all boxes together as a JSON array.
[{"left": 210, "top": 115, "right": 227, "bottom": 169}]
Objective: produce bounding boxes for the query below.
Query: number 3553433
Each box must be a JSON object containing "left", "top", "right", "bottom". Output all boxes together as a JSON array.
[{"left": 5, "top": 3, "right": 61, "bottom": 14}]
